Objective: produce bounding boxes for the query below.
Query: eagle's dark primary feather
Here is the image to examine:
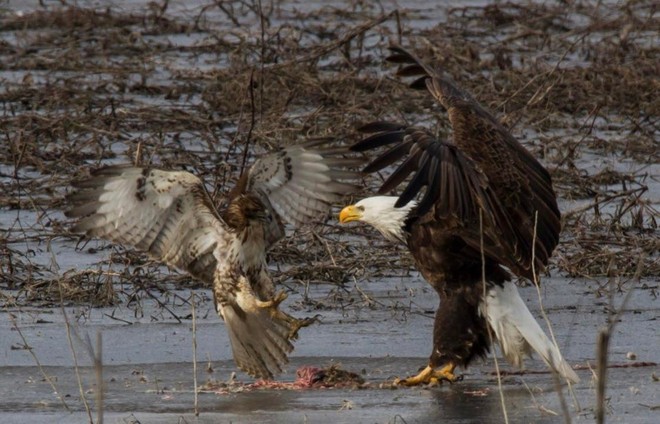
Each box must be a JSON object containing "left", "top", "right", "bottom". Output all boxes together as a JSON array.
[
  {"left": 378, "top": 145, "right": 419, "bottom": 194},
  {"left": 396, "top": 64, "right": 426, "bottom": 77},
  {"left": 352, "top": 129, "right": 407, "bottom": 153},
  {"left": 357, "top": 45, "right": 561, "bottom": 277},
  {"left": 361, "top": 139, "right": 413, "bottom": 174},
  {"left": 356, "top": 121, "right": 407, "bottom": 134},
  {"left": 343, "top": 45, "right": 577, "bottom": 384}
]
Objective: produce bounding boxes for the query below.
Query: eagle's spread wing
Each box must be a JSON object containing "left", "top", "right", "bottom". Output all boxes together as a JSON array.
[
  {"left": 66, "top": 166, "right": 304, "bottom": 379},
  {"left": 354, "top": 124, "right": 491, "bottom": 223},
  {"left": 354, "top": 45, "right": 561, "bottom": 276},
  {"left": 353, "top": 125, "right": 516, "bottom": 272},
  {"left": 246, "top": 138, "right": 362, "bottom": 227}
]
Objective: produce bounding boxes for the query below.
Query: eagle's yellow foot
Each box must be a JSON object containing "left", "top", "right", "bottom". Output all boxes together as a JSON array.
[{"left": 394, "top": 363, "right": 461, "bottom": 386}]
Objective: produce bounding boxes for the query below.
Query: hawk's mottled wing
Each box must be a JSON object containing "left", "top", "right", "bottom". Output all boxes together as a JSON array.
[
  {"left": 245, "top": 138, "right": 362, "bottom": 230},
  {"left": 66, "top": 166, "right": 226, "bottom": 283},
  {"left": 66, "top": 166, "right": 301, "bottom": 380}
]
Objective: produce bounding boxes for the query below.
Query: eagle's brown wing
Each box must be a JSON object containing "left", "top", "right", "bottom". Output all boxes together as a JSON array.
[
  {"left": 353, "top": 125, "right": 518, "bottom": 274},
  {"left": 65, "top": 166, "right": 299, "bottom": 379},
  {"left": 354, "top": 45, "right": 561, "bottom": 276}
]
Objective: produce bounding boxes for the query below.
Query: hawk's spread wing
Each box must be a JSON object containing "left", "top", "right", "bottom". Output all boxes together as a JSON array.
[
  {"left": 66, "top": 166, "right": 306, "bottom": 380},
  {"left": 66, "top": 166, "right": 226, "bottom": 283},
  {"left": 246, "top": 138, "right": 362, "bottom": 228}
]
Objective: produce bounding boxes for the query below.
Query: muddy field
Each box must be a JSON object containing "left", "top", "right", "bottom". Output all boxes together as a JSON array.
[{"left": 1, "top": 0, "right": 658, "bottom": 423}]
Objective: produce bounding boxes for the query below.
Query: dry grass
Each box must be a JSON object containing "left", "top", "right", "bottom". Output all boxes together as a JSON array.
[
  {"left": 0, "top": 3, "right": 657, "bottom": 424},
  {"left": 0, "top": 1, "right": 657, "bottom": 310}
]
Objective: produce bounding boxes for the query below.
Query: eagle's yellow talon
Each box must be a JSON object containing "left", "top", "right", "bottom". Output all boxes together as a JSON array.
[{"left": 394, "top": 363, "right": 459, "bottom": 386}]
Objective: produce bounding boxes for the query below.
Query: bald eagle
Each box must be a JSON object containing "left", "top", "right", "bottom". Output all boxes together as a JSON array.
[
  {"left": 339, "top": 46, "right": 579, "bottom": 385},
  {"left": 66, "top": 139, "right": 359, "bottom": 379}
]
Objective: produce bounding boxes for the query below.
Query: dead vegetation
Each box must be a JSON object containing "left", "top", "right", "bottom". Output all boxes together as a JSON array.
[{"left": 0, "top": 0, "right": 657, "bottom": 311}]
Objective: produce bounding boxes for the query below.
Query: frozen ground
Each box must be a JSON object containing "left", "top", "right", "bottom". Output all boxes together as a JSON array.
[{"left": 1, "top": 276, "right": 658, "bottom": 423}]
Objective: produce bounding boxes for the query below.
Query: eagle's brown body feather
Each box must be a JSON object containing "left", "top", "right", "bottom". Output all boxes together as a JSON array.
[{"left": 347, "top": 46, "right": 578, "bottom": 383}]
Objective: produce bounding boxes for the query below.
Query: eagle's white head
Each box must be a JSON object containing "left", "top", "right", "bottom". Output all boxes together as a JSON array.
[{"left": 339, "top": 196, "right": 417, "bottom": 244}]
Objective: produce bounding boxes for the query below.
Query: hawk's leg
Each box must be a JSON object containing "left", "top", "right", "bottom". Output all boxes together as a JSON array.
[
  {"left": 255, "top": 290, "right": 289, "bottom": 309},
  {"left": 256, "top": 291, "right": 318, "bottom": 340}
]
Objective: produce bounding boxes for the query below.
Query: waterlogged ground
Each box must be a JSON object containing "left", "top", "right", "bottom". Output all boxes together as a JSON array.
[
  {"left": 1, "top": 0, "right": 658, "bottom": 423},
  {"left": 1, "top": 276, "right": 658, "bottom": 424}
]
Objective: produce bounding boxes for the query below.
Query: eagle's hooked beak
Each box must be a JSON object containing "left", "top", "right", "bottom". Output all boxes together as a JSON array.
[{"left": 339, "top": 205, "right": 362, "bottom": 224}]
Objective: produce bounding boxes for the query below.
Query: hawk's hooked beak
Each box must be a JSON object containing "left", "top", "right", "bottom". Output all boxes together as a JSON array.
[{"left": 339, "top": 205, "right": 362, "bottom": 224}]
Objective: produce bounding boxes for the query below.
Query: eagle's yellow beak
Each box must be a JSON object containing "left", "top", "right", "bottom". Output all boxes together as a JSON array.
[{"left": 339, "top": 205, "right": 361, "bottom": 224}]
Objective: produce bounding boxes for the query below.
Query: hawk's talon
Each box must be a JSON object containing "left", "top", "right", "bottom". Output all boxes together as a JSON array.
[
  {"left": 271, "top": 290, "right": 288, "bottom": 307},
  {"left": 256, "top": 291, "right": 288, "bottom": 309},
  {"left": 288, "top": 314, "right": 320, "bottom": 340},
  {"left": 256, "top": 292, "right": 318, "bottom": 340}
]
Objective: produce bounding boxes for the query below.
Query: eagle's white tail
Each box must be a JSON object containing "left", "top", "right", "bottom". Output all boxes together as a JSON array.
[{"left": 482, "top": 281, "right": 580, "bottom": 383}]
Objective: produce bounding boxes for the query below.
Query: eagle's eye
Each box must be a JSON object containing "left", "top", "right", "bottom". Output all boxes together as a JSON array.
[{"left": 357, "top": 205, "right": 365, "bottom": 212}]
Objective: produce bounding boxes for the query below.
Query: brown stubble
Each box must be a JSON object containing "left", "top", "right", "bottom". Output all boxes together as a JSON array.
[{"left": 0, "top": 0, "right": 656, "bottom": 382}]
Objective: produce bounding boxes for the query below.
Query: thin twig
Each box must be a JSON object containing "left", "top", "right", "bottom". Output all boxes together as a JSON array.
[
  {"left": 530, "top": 212, "right": 574, "bottom": 422},
  {"left": 501, "top": 31, "right": 589, "bottom": 130},
  {"left": 192, "top": 291, "right": 199, "bottom": 416},
  {"left": 480, "top": 210, "right": 509, "bottom": 424},
  {"left": 595, "top": 275, "right": 634, "bottom": 424},
  {"left": 59, "top": 282, "right": 94, "bottom": 423},
  {"left": 95, "top": 332, "right": 103, "bottom": 424},
  {"left": 257, "top": 0, "right": 266, "bottom": 120},
  {"left": 521, "top": 378, "right": 559, "bottom": 416},
  {"left": 9, "top": 314, "right": 71, "bottom": 412},
  {"left": 269, "top": 12, "right": 398, "bottom": 69},
  {"left": 238, "top": 69, "right": 257, "bottom": 178}
]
